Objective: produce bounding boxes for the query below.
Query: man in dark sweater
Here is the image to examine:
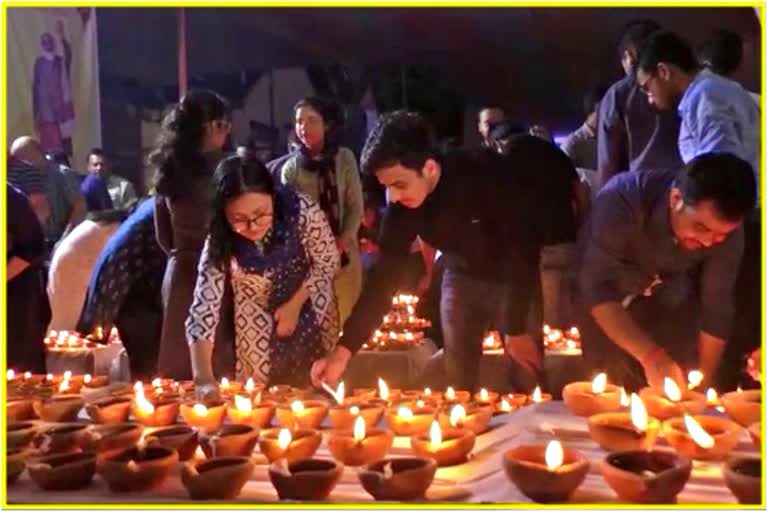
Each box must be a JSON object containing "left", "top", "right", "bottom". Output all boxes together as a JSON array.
[{"left": 311, "top": 111, "right": 577, "bottom": 391}]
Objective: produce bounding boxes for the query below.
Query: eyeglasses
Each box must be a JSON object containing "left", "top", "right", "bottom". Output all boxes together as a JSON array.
[
  {"left": 637, "top": 72, "right": 657, "bottom": 94},
  {"left": 231, "top": 213, "right": 273, "bottom": 231}
]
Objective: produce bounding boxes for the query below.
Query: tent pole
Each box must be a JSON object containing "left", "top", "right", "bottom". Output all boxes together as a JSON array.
[{"left": 178, "top": 7, "right": 188, "bottom": 99}]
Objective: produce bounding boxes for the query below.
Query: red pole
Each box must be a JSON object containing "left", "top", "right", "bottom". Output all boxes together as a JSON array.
[{"left": 178, "top": 8, "right": 188, "bottom": 99}]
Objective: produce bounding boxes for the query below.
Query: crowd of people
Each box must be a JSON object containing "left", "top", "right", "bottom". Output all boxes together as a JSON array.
[{"left": 6, "top": 22, "right": 761, "bottom": 397}]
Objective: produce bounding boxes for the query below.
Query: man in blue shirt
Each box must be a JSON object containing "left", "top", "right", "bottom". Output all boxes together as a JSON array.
[
  {"left": 597, "top": 19, "right": 683, "bottom": 189},
  {"left": 576, "top": 153, "right": 756, "bottom": 391},
  {"left": 635, "top": 31, "right": 760, "bottom": 190}
]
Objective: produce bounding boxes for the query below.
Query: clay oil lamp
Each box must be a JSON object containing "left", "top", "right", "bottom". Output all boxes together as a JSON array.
[
  {"left": 96, "top": 443, "right": 179, "bottom": 492},
  {"left": 438, "top": 403, "right": 493, "bottom": 435},
  {"left": 79, "top": 423, "right": 144, "bottom": 457},
  {"left": 358, "top": 457, "right": 437, "bottom": 501},
  {"left": 7, "top": 421, "right": 39, "bottom": 450},
  {"left": 85, "top": 396, "right": 133, "bottom": 424},
  {"left": 329, "top": 401, "right": 385, "bottom": 430},
  {"left": 639, "top": 378, "right": 706, "bottom": 420},
  {"left": 588, "top": 393, "right": 660, "bottom": 452},
  {"left": 723, "top": 456, "right": 761, "bottom": 504},
  {"left": 502, "top": 440, "right": 589, "bottom": 503},
  {"left": 721, "top": 389, "right": 761, "bottom": 427},
  {"left": 386, "top": 402, "right": 436, "bottom": 436},
  {"left": 411, "top": 419, "right": 475, "bottom": 467},
  {"left": 32, "top": 423, "right": 90, "bottom": 455},
  {"left": 328, "top": 415, "right": 394, "bottom": 466},
  {"left": 228, "top": 393, "right": 276, "bottom": 428},
  {"left": 275, "top": 399, "right": 329, "bottom": 430},
  {"left": 662, "top": 413, "right": 742, "bottom": 460},
  {"left": 7, "top": 448, "right": 29, "bottom": 485},
  {"left": 143, "top": 425, "right": 199, "bottom": 461},
  {"left": 32, "top": 394, "right": 84, "bottom": 422},
  {"left": 200, "top": 423, "right": 259, "bottom": 458},
  {"left": 600, "top": 450, "right": 692, "bottom": 503},
  {"left": 268, "top": 457, "right": 344, "bottom": 501},
  {"left": 496, "top": 396, "right": 519, "bottom": 414},
  {"left": 242, "top": 377, "right": 262, "bottom": 398},
  {"left": 131, "top": 384, "right": 180, "bottom": 427},
  {"left": 401, "top": 387, "right": 440, "bottom": 407},
  {"left": 353, "top": 377, "right": 402, "bottom": 405},
  {"left": 180, "top": 400, "right": 227, "bottom": 434},
  {"left": 474, "top": 387, "right": 499, "bottom": 406},
  {"left": 7, "top": 398, "right": 36, "bottom": 421},
  {"left": 529, "top": 386, "right": 552, "bottom": 405},
  {"left": 59, "top": 370, "right": 85, "bottom": 394},
  {"left": 217, "top": 376, "right": 243, "bottom": 399},
  {"left": 563, "top": 372, "right": 623, "bottom": 417},
  {"left": 259, "top": 427, "right": 322, "bottom": 464},
  {"left": 687, "top": 370, "right": 704, "bottom": 390},
  {"left": 442, "top": 386, "right": 471, "bottom": 405},
  {"left": 264, "top": 384, "right": 304, "bottom": 403},
  {"left": 181, "top": 456, "right": 255, "bottom": 500},
  {"left": 747, "top": 422, "right": 760, "bottom": 449},
  {"left": 27, "top": 452, "right": 97, "bottom": 491},
  {"left": 82, "top": 373, "right": 110, "bottom": 390}
]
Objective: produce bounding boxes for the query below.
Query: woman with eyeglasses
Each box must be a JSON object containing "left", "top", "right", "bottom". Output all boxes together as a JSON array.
[
  {"left": 150, "top": 89, "right": 235, "bottom": 380},
  {"left": 280, "top": 96, "right": 364, "bottom": 325},
  {"left": 186, "top": 156, "right": 339, "bottom": 395}
]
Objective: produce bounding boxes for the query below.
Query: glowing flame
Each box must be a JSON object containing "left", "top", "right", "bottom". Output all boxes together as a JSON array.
[
  {"left": 291, "top": 400, "right": 305, "bottom": 414},
  {"left": 429, "top": 420, "right": 442, "bottom": 448},
  {"left": 277, "top": 428, "right": 292, "bottom": 450},
  {"left": 569, "top": 327, "right": 580, "bottom": 338},
  {"left": 334, "top": 381, "right": 345, "bottom": 405},
  {"left": 445, "top": 386, "right": 456, "bottom": 401},
  {"left": 545, "top": 440, "right": 564, "bottom": 470},
  {"left": 134, "top": 381, "right": 144, "bottom": 394},
  {"left": 58, "top": 380, "right": 70, "bottom": 392},
  {"left": 84, "top": 374, "right": 92, "bottom": 384},
  {"left": 688, "top": 370, "right": 703, "bottom": 389},
  {"left": 500, "top": 398, "right": 512, "bottom": 412},
  {"left": 397, "top": 407, "right": 414, "bottom": 420},
  {"left": 737, "top": 386, "right": 743, "bottom": 394},
  {"left": 532, "top": 386, "right": 543, "bottom": 403},
  {"left": 193, "top": 403, "right": 208, "bottom": 416},
  {"left": 620, "top": 387, "right": 630, "bottom": 407},
  {"left": 245, "top": 378, "right": 255, "bottom": 394},
  {"left": 664, "top": 378, "right": 682, "bottom": 402},
  {"left": 543, "top": 324, "right": 551, "bottom": 335},
  {"left": 6, "top": 369, "right": 15, "bottom": 380},
  {"left": 416, "top": 399, "right": 425, "bottom": 408},
  {"left": 378, "top": 378, "right": 389, "bottom": 401},
  {"left": 706, "top": 388, "right": 718, "bottom": 405},
  {"left": 136, "top": 394, "right": 155, "bottom": 415},
  {"left": 349, "top": 405, "right": 360, "bottom": 415},
  {"left": 353, "top": 415, "right": 366, "bottom": 442},
  {"left": 151, "top": 378, "right": 162, "bottom": 388},
  {"left": 46, "top": 373, "right": 54, "bottom": 382},
  {"left": 63, "top": 371, "right": 72, "bottom": 380},
  {"left": 630, "top": 393, "right": 648, "bottom": 432},
  {"left": 424, "top": 387, "right": 432, "bottom": 396},
  {"left": 24, "top": 372, "right": 31, "bottom": 380},
  {"left": 683, "top": 414, "right": 715, "bottom": 449},
  {"left": 220, "top": 377, "right": 230, "bottom": 390},
  {"left": 405, "top": 332, "right": 415, "bottom": 341},
  {"left": 566, "top": 339, "right": 577, "bottom": 349},
  {"left": 479, "top": 388, "right": 489, "bottom": 401},
  {"left": 234, "top": 394, "right": 252, "bottom": 413},
  {"left": 449, "top": 404, "right": 466, "bottom": 428},
  {"left": 591, "top": 373, "right": 607, "bottom": 394}
]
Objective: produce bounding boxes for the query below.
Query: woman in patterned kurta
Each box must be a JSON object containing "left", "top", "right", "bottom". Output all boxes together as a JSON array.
[{"left": 186, "top": 156, "right": 339, "bottom": 394}]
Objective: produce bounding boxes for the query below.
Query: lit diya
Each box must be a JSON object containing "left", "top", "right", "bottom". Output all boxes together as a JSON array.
[
  {"left": 353, "top": 377, "right": 401, "bottom": 404},
  {"left": 258, "top": 427, "right": 322, "bottom": 464},
  {"left": 496, "top": 396, "right": 519, "bottom": 414},
  {"left": 131, "top": 385, "right": 180, "bottom": 427},
  {"left": 275, "top": 399, "right": 329, "bottom": 430},
  {"left": 180, "top": 401, "right": 228, "bottom": 434},
  {"left": 474, "top": 388, "right": 499, "bottom": 406},
  {"left": 328, "top": 415, "right": 394, "bottom": 466},
  {"left": 410, "top": 419, "right": 475, "bottom": 466},
  {"left": 600, "top": 450, "right": 692, "bottom": 503},
  {"left": 720, "top": 389, "right": 761, "bottom": 427},
  {"left": 638, "top": 378, "right": 706, "bottom": 420},
  {"left": 588, "top": 393, "right": 660, "bottom": 452},
  {"left": 82, "top": 373, "right": 110, "bottom": 390},
  {"left": 227, "top": 393, "right": 276, "bottom": 428},
  {"left": 662, "top": 414, "right": 742, "bottom": 460},
  {"left": 723, "top": 456, "right": 761, "bottom": 504},
  {"left": 529, "top": 386, "right": 552, "bottom": 405},
  {"left": 438, "top": 403, "right": 493, "bottom": 435},
  {"left": 442, "top": 386, "right": 471, "bottom": 405},
  {"left": 502, "top": 440, "right": 589, "bottom": 503},
  {"left": 400, "top": 387, "right": 440, "bottom": 407},
  {"left": 386, "top": 402, "right": 436, "bottom": 436},
  {"left": 563, "top": 373, "right": 623, "bottom": 416},
  {"left": 329, "top": 400, "right": 385, "bottom": 430}
]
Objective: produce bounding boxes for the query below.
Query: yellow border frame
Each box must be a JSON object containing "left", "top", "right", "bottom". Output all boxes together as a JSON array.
[{"left": 2, "top": 0, "right": 765, "bottom": 509}]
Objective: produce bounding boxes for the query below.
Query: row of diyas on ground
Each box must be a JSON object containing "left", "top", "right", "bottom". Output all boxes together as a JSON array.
[{"left": 5, "top": 371, "right": 761, "bottom": 503}]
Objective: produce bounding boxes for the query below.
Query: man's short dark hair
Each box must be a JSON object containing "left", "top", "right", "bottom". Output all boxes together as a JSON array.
[
  {"left": 697, "top": 29, "right": 743, "bottom": 76},
  {"left": 88, "top": 148, "right": 106, "bottom": 160},
  {"left": 361, "top": 110, "right": 436, "bottom": 176},
  {"left": 675, "top": 152, "right": 756, "bottom": 222},
  {"left": 617, "top": 18, "right": 661, "bottom": 57},
  {"left": 637, "top": 31, "right": 699, "bottom": 74}
]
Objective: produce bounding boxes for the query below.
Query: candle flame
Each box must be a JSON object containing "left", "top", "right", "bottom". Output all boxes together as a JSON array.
[
  {"left": 479, "top": 388, "right": 489, "bottom": 401},
  {"left": 58, "top": 380, "right": 70, "bottom": 392},
  {"left": 220, "top": 377, "right": 230, "bottom": 389},
  {"left": 349, "top": 405, "right": 360, "bottom": 415},
  {"left": 277, "top": 428, "right": 292, "bottom": 450},
  {"left": 234, "top": 394, "right": 252, "bottom": 413},
  {"left": 545, "top": 440, "right": 564, "bottom": 470},
  {"left": 353, "top": 415, "right": 366, "bottom": 442},
  {"left": 429, "top": 420, "right": 442, "bottom": 448},
  {"left": 193, "top": 403, "right": 208, "bottom": 416},
  {"left": 569, "top": 327, "right": 580, "bottom": 338},
  {"left": 424, "top": 387, "right": 432, "bottom": 396},
  {"left": 63, "top": 371, "right": 72, "bottom": 380},
  {"left": 620, "top": 387, "right": 630, "bottom": 407},
  {"left": 378, "top": 378, "right": 389, "bottom": 401},
  {"left": 334, "top": 381, "right": 345, "bottom": 405},
  {"left": 543, "top": 324, "right": 551, "bottom": 335},
  {"left": 134, "top": 381, "right": 144, "bottom": 393},
  {"left": 445, "top": 386, "right": 456, "bottom": 401},
  {"left": 136, "top": 394, "right": 155, "bottom": 414},
  {"left": 6, "top": 369, "right": 14, "bottom": 380},
  {"left": 291, "top": 400, "right": 305, "bottom": 414},
  {"left": 416, "top": 399, "right": 425, "bottom": 408},
  {"left": 683, "top": 414, "right": 715, "bottom": 448},
  {"left": 24, "top": 371, "right": 31, "bottom": 380},
  {"left": 449, "top": 404, "right": 466, "bottom": 428},
  {"left": 591, "top": 373, "right": 607, "bottom": 394},
  {"left": 500, "top": 398, "right": 512, "bottom": 412},
  {"left": 46, "top": 373, "right": 54, "bottom": 381},
  {"left": 150, "top": 377, "right": 161, "bottom": 389},
  {"left": 737, "top": 386, "right": 743, "bottom": 393},
  {"left": 84, "top": 374, "right": 92, "bottom": 384},
  {"left": 706, "top": 388, "right": 718, "bottom": 405},
  {"left": 664, "top": 378, "right": 682, "bottom": 402},
  {"left": 245, "top": 378, "right": 255, "bottom": 394},
  {"left": 688, "top": 370, "right": 703, "bottom": 389},
  {"left": 532, "top": 386, "right": 543, "bottom": 403},
  {"left": 630, "top": 393, "right": 648, "bottom": 432},
  {"left": 397, "top": 406, "right": 414, "bottom": 420}
]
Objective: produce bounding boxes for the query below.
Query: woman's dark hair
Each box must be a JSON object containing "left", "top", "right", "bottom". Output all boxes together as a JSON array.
[
  {"left": 293, "top": 96, "right": 344, "bottom": 155},
  {"left": 149, "top": 89, "right": 230, "bottom": 198},
  {"left": 208, "top": 155, "right": 277, "bottom": 269}
]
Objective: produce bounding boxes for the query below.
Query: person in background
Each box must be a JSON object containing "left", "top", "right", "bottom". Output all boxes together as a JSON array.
[
  {"left": 187, "top": 156, "right": 339, "bottom": 395},
  {"left": 477, "top": 107, "right": 506, "bottom": 147},
  {"left": 7, "top": 184, "right": 50, "bottom": 373},
  {"left": 576, "top": 153, "right": 756, "bottom": 392},
  {"left": 698, "top": 29, "right": 759, "bottom": 106},
  {"left": 151, "top": 89, "right": 234, "bottom": 380},
  {"left": 281, "top": 97, "right": 364, "bottom": 325},
  {"left": 528, "top": 124, "right": 554, "bottom": 142},
  {"left": 597, "top": 19, "right": 682, "bottom": 189},
  {"left": 48, "top": 208, "right": 125, "bottom": 331},
  {"left": 87, "top": 148, "right": 137, "bottom": 210},
  {"left": 80, "top": 173, "right": 114, "bottom": 212},
  {"left": 561, "top": 84, "right": 609, "bottom": 171}
]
